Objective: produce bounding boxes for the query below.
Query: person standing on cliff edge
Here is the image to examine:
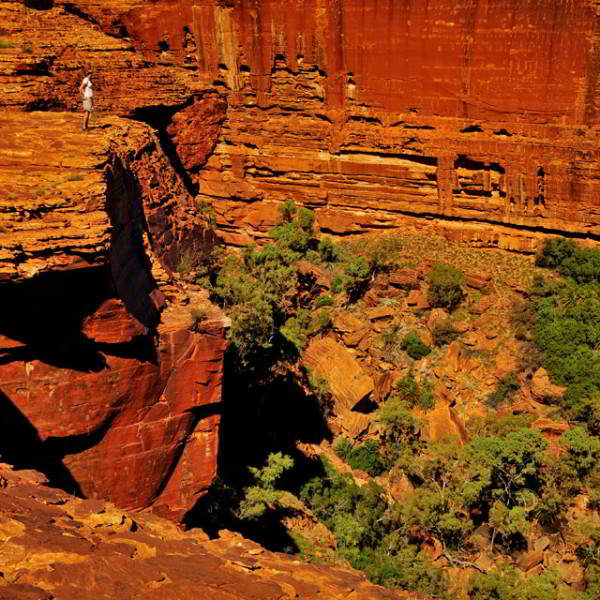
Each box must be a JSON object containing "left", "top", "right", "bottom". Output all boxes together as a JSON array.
[{"left": 79, "top": 70, "right": 93, "bottom": 131}]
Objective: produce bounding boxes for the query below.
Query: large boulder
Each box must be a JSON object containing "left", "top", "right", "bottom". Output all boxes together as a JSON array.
[{"left": 303, "top": 338, "right": 374, "bottom": 413}]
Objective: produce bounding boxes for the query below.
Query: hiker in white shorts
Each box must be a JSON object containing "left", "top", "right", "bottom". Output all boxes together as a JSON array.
[{"left": 79, "top": 71, "right": 93, "bottom": 130}]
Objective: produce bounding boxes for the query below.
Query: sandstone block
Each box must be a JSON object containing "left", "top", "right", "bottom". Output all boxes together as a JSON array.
[{"left": 303, "top": 338, "right": 374, "bottom": 413}]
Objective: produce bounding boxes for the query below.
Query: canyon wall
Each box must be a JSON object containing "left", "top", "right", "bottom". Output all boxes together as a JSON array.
[
  {"left": 3, "top": 0, "right": 600, "bottom": 252},
  {"left": 190, "top": 0, "right": 600, "bottom": 251},
  {"left": 1, "top": 0, "right": 600, "bottom": 519}
]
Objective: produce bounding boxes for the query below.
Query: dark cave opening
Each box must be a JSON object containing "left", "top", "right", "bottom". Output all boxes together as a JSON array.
[{"left": 182, "top": 359, "right": 333, "bottom": 551}]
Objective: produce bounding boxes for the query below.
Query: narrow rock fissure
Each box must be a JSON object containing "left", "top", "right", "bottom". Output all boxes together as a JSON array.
[{"left": 129, "top": 100, "right": 199, "bottom": 197}]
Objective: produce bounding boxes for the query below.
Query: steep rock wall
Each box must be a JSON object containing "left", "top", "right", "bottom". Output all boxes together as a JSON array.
[
  {"left": 3, "top": 1, "right": 599, "bottom": 251},
  {"left": 189, "top": 0, "right": 600, "bottom": 251},
  {"left": 0, "top": 112, "right": 226, "bottom": 521}
]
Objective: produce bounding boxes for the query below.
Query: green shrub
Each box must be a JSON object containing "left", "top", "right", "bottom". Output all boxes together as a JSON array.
[
  {"left": 354, "top": 546, "right": 448, "bottom": 598},
  {"left": 530, "top": 274, "right": 563, "bottom": 297},
  {"left": 238, "top": 452, "right": 294, "bottom": 520},
  {"left": 376, "top": 397, "right": 423, "bottom": 463},
  {"left": 248, "top": 452, "right": 294, "bottom": 490},
  {"left": 305, "top": 369, "right": 331, "bottom": 401},
  {"left": 0, "top": 38, "right": 14, "bottom": 49},
  {"left": 465, "top": 428, "right": 548, "bottom": 509},
  {"left": 305, "top": 250, "right": 321, "bottom": 264},
  {"left": 589, "top": 490, "right": 600, "bottom": 511},
  {"left": 300, "top": 461, "right": 387, "bottom": 551},
  {"left": 432, "top": 319, "right": 460, "bottom": 346},
  {"left": 576, "top": 531, "right": 600, "bottom": 598},
  {"left": 270, "top": 221, "right": 312, "bottom": 253},
  {"left": 468, "top": 567, "right": 564, "bottom": 600},
  {"left": 195, "top": 199, "right": 217, "bottom": 225},
  {"left": 418, "top": 380, "right": 435, "bottom": 410},
  {"left": 559, "top": 427, "right": 600, "bottom": 483},
  {"left": 394, "top": 371, "right": 419, "bottom": 402},
  {"left": 228, "top": 298, "right": 275, "bottom": 366},
  {"left": 401, "top": 331, "right": 431, "bottom": 360},
  {"left": 333, "top": 438, "right": 388, "bottom": 476},
  {"left": 318, "top": 238, "right": 341, "bottom": 262},
  {"left": 343, "top": 256, "right": 372, "bottom": 302},
  {"left": 537, "top": 237, "right": 600, "bottom": 284},
  {"left": 313, "top": 309, "right": 332, "bottom": 332},
  {"left": 391, "top": 371, "right": 435, "bottom": 411},
  {"left": 485, "top": 373, "right": 519, "bottom": 408},
  {"left": 270, "top": 202, "right": 315, "bottom": 254},
  {"left": 315, "top": 294, "right": 334, "bottom": 308},
  {"left": 427, "top": 263, "right": 465, "bottom": 310},
  {"left": 279, "top": 200, "right": 297, "bottom": 222},
  {"left": 281, "top": 309, "right": 331, "bottom": 353},
  {"left": 535, "top": 237, "right": 576, "bottom": 270},
  {"left": 331, "top": 276, "right": 345, "bottom": 294},
  {"left": 531, "top": 253, "right": 600, "bottom": 429},
  {"left": 280, "top": 310, "right": 313, "bottom": 353}
]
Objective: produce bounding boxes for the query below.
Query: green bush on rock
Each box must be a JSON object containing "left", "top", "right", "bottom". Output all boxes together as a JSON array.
[{"left": 427, "top": 263, "right": 465, "bottom": 310}]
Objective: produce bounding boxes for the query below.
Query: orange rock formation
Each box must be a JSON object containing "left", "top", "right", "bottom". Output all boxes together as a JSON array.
[
  {"left": 0, "top": 111, "right": 226, "bottom": 521},
  {"left": 0, "top": 465, "right": 426, "bottom": 600},
  {"left": 1, "top": 0, "right": 599, "bottom": 521}
]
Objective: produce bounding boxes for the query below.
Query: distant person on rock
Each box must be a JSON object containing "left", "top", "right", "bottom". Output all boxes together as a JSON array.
[{"left": 79, "top": 71, "right": 93, "bottom": 130}]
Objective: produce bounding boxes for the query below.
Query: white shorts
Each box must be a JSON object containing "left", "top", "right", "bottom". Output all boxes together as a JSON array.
[{"left": 83, "top": 99, "right": 93, "bottom": 112}]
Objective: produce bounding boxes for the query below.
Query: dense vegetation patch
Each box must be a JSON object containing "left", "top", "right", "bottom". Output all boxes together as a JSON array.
[
  {"left": 193, "top": 230, "right": 600, "bottom": 600},
  {"left": 427, "top": 263, "right": 466, "bottom": 311},
  {"left": 534, "top": 238, "right": 600, "bottom": 432}
]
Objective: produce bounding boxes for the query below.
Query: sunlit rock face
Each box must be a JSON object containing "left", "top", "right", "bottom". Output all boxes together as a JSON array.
[
  {"left": 188, "top": 0, "right": 600, "bottom": 251},
  {"left": 2, "top": 1, "right": 600, "bottom": 252}
]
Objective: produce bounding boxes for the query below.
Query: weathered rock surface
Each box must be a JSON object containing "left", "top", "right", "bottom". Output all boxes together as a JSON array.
[
  {"left": 0, "top": 111, "right": 226, "bottom": 520},
  {"left": 303, "top": 337, "right": 374, "bottom": 413},
  {"left": 186, "top": 0, "right": 600, "bottom": 252},
  {"left": 0, "top": 465, "right": 425, "bottom": 600}
]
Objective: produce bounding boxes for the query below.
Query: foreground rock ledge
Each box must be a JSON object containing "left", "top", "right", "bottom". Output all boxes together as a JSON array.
[
  {"left": 0, "top": 466, "right": 426, "bottom": 600},
  {"left": 0, "top": 111, "right": 226, "bottom": 521}
]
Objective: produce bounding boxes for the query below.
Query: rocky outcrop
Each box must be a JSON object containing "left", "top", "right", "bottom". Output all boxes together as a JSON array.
[
  {"left": 0, "top": 465, "right": 426, "bottom": 600},
  {"left": 303, "top": 337, "right": 374, "bottom": 412},
  {"left": 0, "top": 111, "right": 226, "bottom": 520}
]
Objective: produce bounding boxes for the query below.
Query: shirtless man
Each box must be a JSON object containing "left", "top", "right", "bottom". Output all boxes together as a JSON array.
[{"left": 79, "top": 71, "right": 93, "bottom": 130}]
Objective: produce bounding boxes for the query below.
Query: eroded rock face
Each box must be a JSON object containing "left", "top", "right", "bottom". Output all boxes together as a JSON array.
[
  {"left": 0, "top": 465, "right": 425, "bottom": 600},
  {"left": 3, "top": 1, "right": 600, "bottom": 252},
  {"left": 190, "top": 0, "right": 600, "bottom": 251},
  {"left": 0, "top": 112, "right": 226, "bottom": 520}
]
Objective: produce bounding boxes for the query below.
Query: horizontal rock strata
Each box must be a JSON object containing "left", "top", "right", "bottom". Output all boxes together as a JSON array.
[{"left": 191, "top": 0, "right": 600, "bottom": 251}]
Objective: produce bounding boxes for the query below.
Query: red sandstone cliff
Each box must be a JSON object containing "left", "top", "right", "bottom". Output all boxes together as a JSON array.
[
  {"left": 2, "top": 0, "right": 600, "bottom": 252},
  {"left": 0, "top": 111, "right": 226, "bottom": 521}
]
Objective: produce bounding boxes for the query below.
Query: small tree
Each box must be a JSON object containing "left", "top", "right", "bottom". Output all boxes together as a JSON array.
[{"left": 427, "top": 263, "right": 465, "bottom": 310}]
